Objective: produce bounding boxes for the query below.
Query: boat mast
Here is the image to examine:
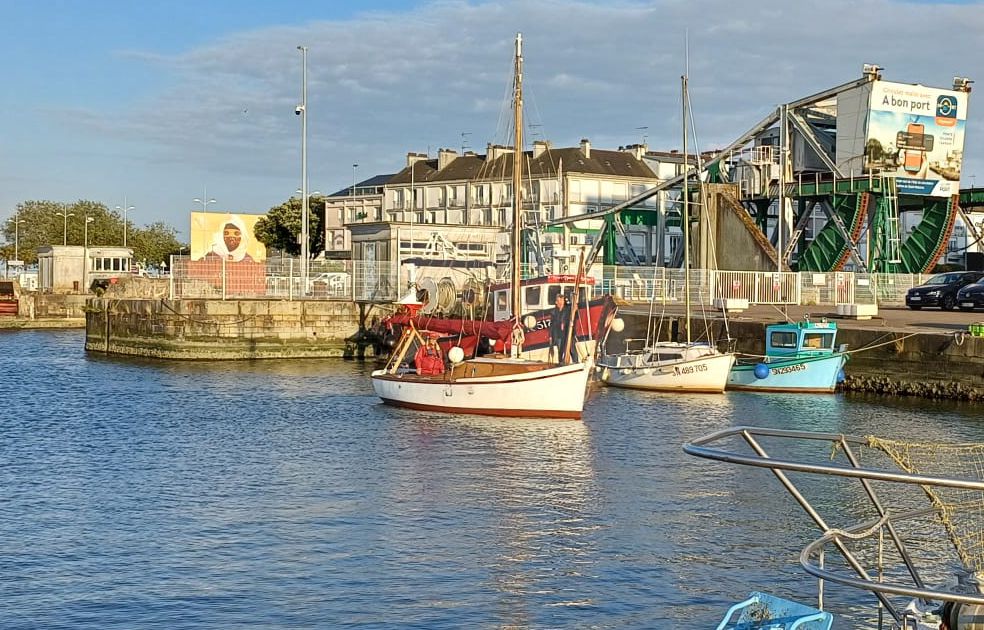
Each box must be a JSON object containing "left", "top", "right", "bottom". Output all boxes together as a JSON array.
[
  {"left": 682, "top": 73, "right": 691, "bottom": 344},
  {"left": 511, "top": 32, "right": 524, "bottom": 321}
]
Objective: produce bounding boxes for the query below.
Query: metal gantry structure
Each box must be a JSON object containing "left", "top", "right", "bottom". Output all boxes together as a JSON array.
[{"left": 544, "top": 66, "right": 973, "bottom": 274}]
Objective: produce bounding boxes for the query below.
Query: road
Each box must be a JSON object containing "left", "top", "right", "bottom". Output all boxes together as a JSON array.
[{"left": 616, "top": 302, "right": 984, "bottom": 335}]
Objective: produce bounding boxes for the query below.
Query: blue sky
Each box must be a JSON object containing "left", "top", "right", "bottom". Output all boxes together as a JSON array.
[{"left": 2, "top": 0, "right": 983, "bottom": 241}]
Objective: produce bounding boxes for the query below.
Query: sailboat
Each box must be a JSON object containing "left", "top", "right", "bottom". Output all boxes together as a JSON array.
[
  {"left": 598, "top": 72, "right": 735, "bottom": 393},
  {"left": 370, "top": 33, "right": 593, "bottom": 419}
]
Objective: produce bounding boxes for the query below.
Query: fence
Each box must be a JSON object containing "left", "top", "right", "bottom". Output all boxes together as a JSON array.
[{"left": 168, "top": 254, "right": 931, "bottom": 307}]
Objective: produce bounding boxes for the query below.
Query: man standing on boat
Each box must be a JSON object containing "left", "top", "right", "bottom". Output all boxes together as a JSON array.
[{"left": 549, "top": 293, "right": 578, "bottom": 364}]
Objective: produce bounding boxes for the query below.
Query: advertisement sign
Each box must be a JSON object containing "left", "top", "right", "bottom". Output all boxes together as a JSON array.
[
  {"left": 190, "top": 212, "right": 267, "bottom": 262},
  {"left": 863, "top": 80, "right": 968, "bottom": 196}
]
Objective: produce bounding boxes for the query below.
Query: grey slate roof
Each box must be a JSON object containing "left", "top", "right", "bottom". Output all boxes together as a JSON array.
[{"left": 387, "top": 145, "right": 656, "bottom": 185}]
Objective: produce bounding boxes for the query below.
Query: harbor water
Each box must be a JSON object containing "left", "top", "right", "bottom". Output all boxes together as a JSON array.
[{"left": 4, "top": 329, "right": 984, "bottom": 628}]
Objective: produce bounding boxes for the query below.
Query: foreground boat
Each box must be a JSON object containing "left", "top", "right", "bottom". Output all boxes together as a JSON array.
[
  {"left": 372, "top": 353, "right": 590, "bottom": 418},
  {"left": 727, "top": 318, "right": 848, "bottom": 393},
  {"left": 371, "top": 33, "right": 593, "bottom": 419},
  {"left": 686, "top": 426, "right": 984, "bottom": 629}
]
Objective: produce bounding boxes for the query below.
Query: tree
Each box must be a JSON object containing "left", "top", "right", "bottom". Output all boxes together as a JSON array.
[
  {"left": 254, "top": 195, "right": 325, "bottom": 257},
  {"left": 128, "top": 221, "right": 183, "bottom": 269},
  {"left": 1, "top": 200, "right": 185, "bottom": 266}
]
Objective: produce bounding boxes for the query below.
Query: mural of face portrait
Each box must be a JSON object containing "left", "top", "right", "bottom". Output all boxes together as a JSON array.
[{"left": 211, "top": 215, "right": 252, "bottom": 262}]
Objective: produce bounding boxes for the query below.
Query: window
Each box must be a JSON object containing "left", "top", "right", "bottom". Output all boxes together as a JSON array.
[
  {"left": 496, "top": 290, "right": 508, "bottom": 311},
  {"left": 803, "top": 332, "right": 833, "bottom": 349},
  {"left": 770, "top": 331, "right": 798, "bottom": 348},
  {"left": 547, "top": 285, "right": 562, "bottom": 304},
  {"left": 569, "top": 180, "right": 582, "bottom": 203},
  {"left": 525, "top": 286, "right": 541, "bottom": 309}
]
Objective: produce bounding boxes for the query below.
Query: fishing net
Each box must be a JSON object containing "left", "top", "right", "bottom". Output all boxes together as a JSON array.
[{"left": 866, "top": 436, "right": 984, "bottom": 574}]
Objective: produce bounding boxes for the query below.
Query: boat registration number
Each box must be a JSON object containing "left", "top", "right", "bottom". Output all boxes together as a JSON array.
[
  {"left": 910, "top": 296, "right": 921, "bottom": 301},
  {"left": 771, "top": 363, "right": 807, "bottom": 376},
  {"left": 962, "top": 302, "right": 975, "bottom": 308},
  {"left": 675, "top": 363, "right": 709, "bottom": 376}
]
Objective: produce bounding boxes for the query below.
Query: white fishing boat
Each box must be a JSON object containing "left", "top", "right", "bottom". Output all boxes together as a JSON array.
[
  {"left": 598, "top": 71, "right": 735, "bottom": 393},
  {"left": 371, "top": 33, "right": 593, "bottom": 419}
]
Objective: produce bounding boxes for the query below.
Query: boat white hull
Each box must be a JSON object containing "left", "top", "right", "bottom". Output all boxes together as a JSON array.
[
  {"left": 371, "top": 360, "right": 591, "bottom": 418},
  {"left": 599, "top": 344, "right": 736, "bottom": 393}
]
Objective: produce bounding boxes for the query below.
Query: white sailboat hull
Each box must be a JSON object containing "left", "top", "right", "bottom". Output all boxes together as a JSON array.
[
  {"left": 599, "top": 343, "right": 736, "bottom": 393},
  {"left": 371, "top": 359, "right": 591, "bottom": 418}
]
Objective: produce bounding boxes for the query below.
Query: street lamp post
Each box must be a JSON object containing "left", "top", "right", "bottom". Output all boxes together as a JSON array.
[
  {"left": 115, "top": 196, "right": 135, "bottom": 247},
  {"left": 193, "top": 188, "right": 217, "bottom": 256},
  {"left": 13, "top": 218, "right": 25, "bottom": 263},
  {"left": 55, "top": 211, "right": 75, "bottom": 246},
  {"left": 83, "top": 216, "right": 94, "bottom": 292},
  {"left": 297, "top": 44, "right": 309, "bottom": 289}
]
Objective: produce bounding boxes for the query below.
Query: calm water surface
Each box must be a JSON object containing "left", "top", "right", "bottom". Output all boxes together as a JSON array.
[{"left": 3, "top": 329, "right": 984, "bottom": 628}]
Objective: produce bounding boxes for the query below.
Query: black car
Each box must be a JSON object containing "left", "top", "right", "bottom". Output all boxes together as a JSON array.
[
  {"left": 957, "top": 277, "right": 984, "bottom": 311},
  {"left": 906, "top": 271, "right": 984, "bottom": 310}
]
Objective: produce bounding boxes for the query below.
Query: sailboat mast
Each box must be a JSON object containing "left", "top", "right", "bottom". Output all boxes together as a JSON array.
[
  {"left": 511, "top": 32, "right": 524, "bottom": 321},
  {"left": 682, "top": 73, "right": 691, "bottom": 344}
]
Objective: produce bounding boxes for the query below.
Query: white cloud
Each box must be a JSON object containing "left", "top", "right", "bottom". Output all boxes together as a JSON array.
[{"left": 7, "top": 0, "right": 984, "bottom": 232}]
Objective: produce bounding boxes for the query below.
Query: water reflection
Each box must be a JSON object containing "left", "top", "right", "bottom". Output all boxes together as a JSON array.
[{"left": 391, "top": 413, "right": 597, "bottom": 627}]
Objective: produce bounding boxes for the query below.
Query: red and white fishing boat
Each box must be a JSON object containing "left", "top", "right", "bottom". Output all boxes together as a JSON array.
[{"left": 371, "top": 33, "right": 599, "bottom": 419}]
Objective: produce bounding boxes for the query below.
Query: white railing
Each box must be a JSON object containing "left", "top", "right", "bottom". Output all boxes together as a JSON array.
[
  {"left": 168, "top": 253, "right": 931, "bottom": 307},
  {"left": 597, "top": 266, "right": 930, "bottom": 307}
]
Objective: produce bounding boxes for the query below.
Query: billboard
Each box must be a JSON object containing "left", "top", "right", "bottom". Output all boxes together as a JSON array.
[
  {"left": 862, "top": 80, "right": 968, "bottom": 196},
  {"left": 190, "top": 212, "right": 267, "bottom": 262}
]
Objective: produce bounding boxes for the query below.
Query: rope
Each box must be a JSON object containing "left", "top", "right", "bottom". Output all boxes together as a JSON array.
[{"left": 825, "top": 512, "right": 892, "bottom": 541}]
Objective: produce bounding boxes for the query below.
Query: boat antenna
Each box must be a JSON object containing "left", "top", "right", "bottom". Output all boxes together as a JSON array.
[{"left": 511, "top": 32, "right": 524, "bottom": 323}]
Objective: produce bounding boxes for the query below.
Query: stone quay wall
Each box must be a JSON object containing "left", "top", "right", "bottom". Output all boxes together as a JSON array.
[
  {"left": 84, "top": 298, "right": 377, "bottom": 360},
  {"left": 613, "top": 313, "right": 984, "bottom": 400}
]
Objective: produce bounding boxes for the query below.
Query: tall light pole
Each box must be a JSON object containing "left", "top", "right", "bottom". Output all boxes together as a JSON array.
[
  {"left": 11, "top": 217, "right": 25, "bottom": 263},
  {"left": 83, "top": 215, "right": 94, "bottom": 291},
  {"left": 55, "top": 211, "right": 75, "bottom": 246},
  {"left": 352, "top": 163, "right": 359, "bottom": 221},
  {"left": 297, "top": 45, "right": 309, "bottom": 289},
  {"left": 115, "top": 196, "right": 135, "bottom": 247},
  {"left": 193, "top": 188, "right": 216, "bottom": 256}
]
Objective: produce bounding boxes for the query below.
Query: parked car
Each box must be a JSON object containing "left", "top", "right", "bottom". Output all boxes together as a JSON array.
[
  {"left": 956, "top": 277, "right": 984, "bottom": 311},
  {"left": 905, "top": 271, "right": 984, "bottom": 310}
]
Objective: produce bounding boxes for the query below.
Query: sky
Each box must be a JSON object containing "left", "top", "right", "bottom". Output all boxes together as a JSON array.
[{"left": 2, "top": 0, "right": 984, "bottom": 241}]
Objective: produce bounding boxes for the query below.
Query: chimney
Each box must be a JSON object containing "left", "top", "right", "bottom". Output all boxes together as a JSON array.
[
  {"left": 622, "top": 143, "right": 647, "bottom": 160},
  {"left": 487, "top": 143, "right": 513, "bottom": 161},
  {"left": 533, "top": 140, "right": 550, "bottom": 158},
  {"left": 437, "top": 148, "right": 458, "bottom": 170},
  {"left": 580, "top": 138, "right": 591, "bottom": 158},
  {"left": 406, "top": 152, "right": 428, "bottom": 167}
]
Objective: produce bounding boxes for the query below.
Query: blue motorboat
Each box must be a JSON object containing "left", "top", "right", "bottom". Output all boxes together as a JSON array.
[{"left": 727, "top": 318, "right": 847, "bottom": 393}]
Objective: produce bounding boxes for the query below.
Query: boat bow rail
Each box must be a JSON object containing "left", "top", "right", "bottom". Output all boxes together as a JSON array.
[{"left": 684, "top": 426, "right": 984, "bottom": 625}]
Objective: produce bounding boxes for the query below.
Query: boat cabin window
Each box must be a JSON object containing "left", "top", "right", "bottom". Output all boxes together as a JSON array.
[
  {"left": 547, "top": 285, "right": 561, "bottom": 305},
  {"left": 496, "top": 290, "right": 508, "bottom": 312},
  {"left": 803, "top": 332, "right": 834, "bottom": 350},
  {"left": 525, "top": 286, "right": 542, "bottom": 309},
  {"left": 770, "top": 331, "right": 798, "bottom": 348},
  {"left": 546, "top": 285, "right": 590, "bottom": 307}
]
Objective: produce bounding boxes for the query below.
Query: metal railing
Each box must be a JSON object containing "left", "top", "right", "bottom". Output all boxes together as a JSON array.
[{"left": 168, "top": 253, "right": 931, "bottom": 307}]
